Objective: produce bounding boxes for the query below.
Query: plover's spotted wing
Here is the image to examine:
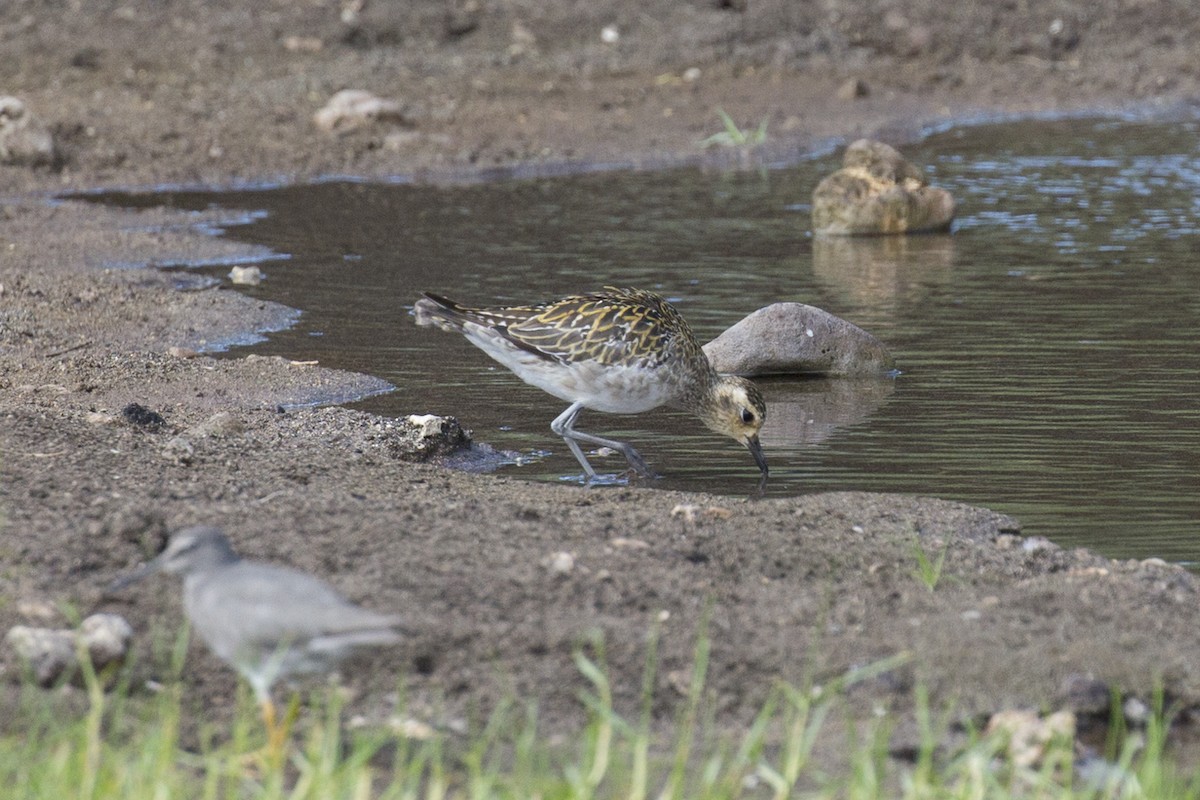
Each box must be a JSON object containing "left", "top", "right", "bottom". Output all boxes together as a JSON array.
[{"left": 453, "top": 288, "right": 695, "bottom": 368}]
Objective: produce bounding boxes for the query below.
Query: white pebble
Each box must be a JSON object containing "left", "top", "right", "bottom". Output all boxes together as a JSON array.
[
  {"left": 670, "top": 503, "right": 700, "bottom": 523},
  {"left": 546, "top": 551, "right": 575, "bottom": 574},
  {"left": 229, "top": 265, "right": 265, "bottom": 286},
  {"left": 79, "top": 613, "right": 133, "bottom": 668}
]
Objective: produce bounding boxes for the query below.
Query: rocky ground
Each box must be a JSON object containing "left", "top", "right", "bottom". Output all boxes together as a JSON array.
[{"left": 4, "top": 0, "right": 1200, "bottom": 772}]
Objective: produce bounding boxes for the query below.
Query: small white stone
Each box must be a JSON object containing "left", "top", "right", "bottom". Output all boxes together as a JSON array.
[
  {"left": 389, "top": 716, "right": 437, "bottom": 740},
  {"left": 283, "top": 35, "right": 323, "bottom": 53},
  {"left": 1022, "top": 536, "right": 1058, "bottom": 553},
  {"left": 670, "top": 503, "right": 700, "bottom": 523},
  {"left": 510, "top": 21, "right": 536, "bottom": 46},
  {"left": 313, "top": 89, "right": 408, "bottom": 135},
  {"left": 162, "top": 436, "right": 195, "bottom": 464},
  {"left": 600, "top": 25, "right": 619, "bottom": 44},
  {"left": 78, "top": 613, "right": 133, "bottom": 669},
  {"left": 610, "top": 537, "right": 650, "bottom": 549},
  {"left": 406, "top": 414, "right": 446, "bottom": 438},
  {"left": 16, "top": 600, "right": 61, "bottom": 624},
  {"left": 546, "top": 551, "right": 575, "bottom": 574},
  {"left": 4, "top": 625, "right": 75, "bottom": 687},
  {"left": 229, "top": 265, "right": 266, "bottom": 286},
  {"left": 0, "top": 96, "right": 57, "bottom": 166},
  {"left": 1123, "top": 697, "right": 1149, "bottom": 724},
  {"left": 86, "top": 411, "right": 118, "bottom": 427}
]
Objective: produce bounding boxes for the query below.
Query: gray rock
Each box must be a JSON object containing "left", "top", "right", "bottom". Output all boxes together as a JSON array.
[
  {"left": 703, "top": 302, "right": 894, "bottom": 376},
  {"left": 388, "top": 413, "right": 472, "bottom": 462},
  {"left": 0, "top": 96, "right": 57, "bottom": 167}
]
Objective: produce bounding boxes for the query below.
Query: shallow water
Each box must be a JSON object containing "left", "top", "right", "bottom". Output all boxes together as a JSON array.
[{"left": 91, "top": 117, "right": 1200, "bottom": 563}]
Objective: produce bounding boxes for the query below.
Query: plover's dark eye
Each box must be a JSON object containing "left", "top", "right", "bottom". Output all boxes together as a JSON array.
[{"left": 740, "top": 408, "right": 756, "bottom": 424}]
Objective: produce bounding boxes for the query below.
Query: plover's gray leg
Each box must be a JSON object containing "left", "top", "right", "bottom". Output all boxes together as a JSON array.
[
  {"left": 551, "top": 401, "right": 656, "bottom": 479},
  {"left": 552, "top": 402, "right": 597, "bottom": 478}
]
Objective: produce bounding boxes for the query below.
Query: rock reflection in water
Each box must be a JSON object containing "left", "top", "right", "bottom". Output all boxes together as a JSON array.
[
  {"left": 759, "top": 377, "right": 894, "bottom": 448},
  {"left": 811, "top": 234, "right": 957, "bottom": 312}
]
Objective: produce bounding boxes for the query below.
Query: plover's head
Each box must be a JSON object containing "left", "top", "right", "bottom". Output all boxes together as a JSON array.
[{"left": 699, "top": 376, "right": 768, "bottom": 477}]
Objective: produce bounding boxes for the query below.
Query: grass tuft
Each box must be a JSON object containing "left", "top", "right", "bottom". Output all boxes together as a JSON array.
[
  {"left": 911, "top": 536, "right": 950, "bottom": 592},
  {"left": 1, "top": 627, "right": 1198, "bottom": 798},
  {"left": 699, "top": 108, "right": 769, "bottom": 149}
]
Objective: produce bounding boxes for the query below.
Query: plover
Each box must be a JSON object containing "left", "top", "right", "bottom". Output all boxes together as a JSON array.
[{"left": 415, "top": 287, "right": 768, "bottom": 483}]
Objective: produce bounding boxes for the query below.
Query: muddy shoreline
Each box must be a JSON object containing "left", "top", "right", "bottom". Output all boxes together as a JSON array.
[{"left": 4, "top": 0, "right": 1200, "bottom": 765}]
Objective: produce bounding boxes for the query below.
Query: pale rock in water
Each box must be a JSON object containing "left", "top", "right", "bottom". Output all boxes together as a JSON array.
[
  {"left": 812, "top": 139, "right": 955, "bottom": 235},
  {"left": 704, "top": 302, "right": 893, "bottom": 377}
]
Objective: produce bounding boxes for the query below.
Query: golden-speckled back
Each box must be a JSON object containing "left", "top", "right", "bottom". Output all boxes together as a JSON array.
[{"left": 447, "top": 287, "right": 708, "bottom": 371}]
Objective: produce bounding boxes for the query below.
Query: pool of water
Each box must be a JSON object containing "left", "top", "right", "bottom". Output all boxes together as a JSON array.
[{"left": 89, "top": 116, "right": 1200, "bottom": 563}]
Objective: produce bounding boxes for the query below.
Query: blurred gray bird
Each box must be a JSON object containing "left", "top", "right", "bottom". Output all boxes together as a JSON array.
[{"left": 109, "top": 525, "right": 404, "bottom": 757}]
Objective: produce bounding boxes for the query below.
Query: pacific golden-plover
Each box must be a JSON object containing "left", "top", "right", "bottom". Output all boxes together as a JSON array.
[{"left": 415, "top": 287, "right": 768, "bottom": 483}]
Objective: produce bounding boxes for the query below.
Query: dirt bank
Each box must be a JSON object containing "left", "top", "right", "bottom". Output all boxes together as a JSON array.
[{"left": 3, "top": 0, "right": 1200, "bottom": 767}]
